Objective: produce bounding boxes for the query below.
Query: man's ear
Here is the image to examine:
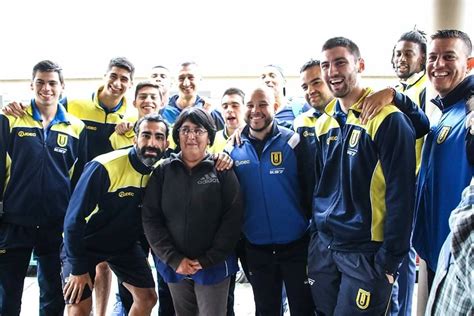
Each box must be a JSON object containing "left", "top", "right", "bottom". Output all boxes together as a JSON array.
[
  {"left": 467, "top": 57, "right": 474, "bottom": 73},
  {"left": 274, "top": 101, "right": 279, "bottom": 113},
  {"left": 357, "top": 58, "right": 365, "bottom": 73}
]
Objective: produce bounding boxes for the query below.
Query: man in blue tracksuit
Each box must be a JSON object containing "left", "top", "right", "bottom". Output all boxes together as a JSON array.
[
  {"left": 413, "top": 29, "right": 474, "bottom": 289},
  {"left": 0, "top": 60, "right": 87, "bottom": 316},
  {"left": 228, "top": 85, "right": 314, "bottom": 315},
  {"left": 309, "top": 37, "right": 421, "bottom": 315},
  {"left": 61, "top": 114, "right": 170, "bottom": 315}
]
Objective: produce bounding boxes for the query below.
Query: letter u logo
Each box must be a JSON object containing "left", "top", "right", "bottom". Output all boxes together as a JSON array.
[
  {"left": 271, "top": 152, "right": 282, "bottom": 166},
  {"left": 57, "top": 134, "right": 68, "bottom": 147},
  {"left": 437, "top": 126, "right": 451, "bottom": 144},
  {"left": 356, "top": 288, "right": 371, "bottom": 310},
  {"left": 349, "top": 129, "right": 361, "bottom": 147}
]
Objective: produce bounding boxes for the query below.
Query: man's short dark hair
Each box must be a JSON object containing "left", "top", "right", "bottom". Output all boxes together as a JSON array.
[
  {"left": 134, "top": 113, "right": 169, "bottom": 138},
  {"left": 134, "top": 81, "right": 163, "bottom": 101},
  {"left": 431, "top": 29, "right": 472, "bottom": 55},
  {"left": 222, "top": 87, "right": 245, "bottom": 103},
  {"left": 300, "top": 59, "right": 321, "bottom": 73},
  {"left": 32, "top": 60, "right": 64, "bottom": 85},
  {"left": 391, "top": 29, "right": 427, "bottom": 70},
  {"left": 322, "top": 37, "right": 361, "bottom": 60},
  {"left": 399, "top": 30, "right": 427, "bottom": 56},
  {"left": 172, "top": 107, "right": 216, "bottom": 146},
  {"left": 108, "top": 57, "right": 135, "bottom": 81}
]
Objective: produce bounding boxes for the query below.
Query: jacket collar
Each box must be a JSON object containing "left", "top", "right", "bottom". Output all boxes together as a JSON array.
[
  {"left": 28, "top": 99, "right": 70, "bottom": 125},
  {"left": 399, "top": 70, "right": 426, "bottom": 90},
  {"left": 241, "top": 121, "right": 280, "bottom": 143},
  {"left": 92, "top": 86, "right": 128, "bottom": 115},
  {"left": 129, "top": 147, "right": 156, "bottom": 175},
  {"left": 324, "top": 88, "right": 373, "bottom": 119},
  {"left": 168, "top": 94, "right": 205, "bottom": 110},
  {"left": 169, "top": 151, "right": 215, "bottom": 169},
  {"left": 431, "top": 75, "right": 474, "bottom": 111}
]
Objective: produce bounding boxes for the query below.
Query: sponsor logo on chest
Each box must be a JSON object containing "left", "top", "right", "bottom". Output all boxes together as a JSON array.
[
  {"left": 18, "top": 131, "right": 36, "bottom": 137},
  {"left": 197, "top": 173, "right": 219, "bottom": 185}
]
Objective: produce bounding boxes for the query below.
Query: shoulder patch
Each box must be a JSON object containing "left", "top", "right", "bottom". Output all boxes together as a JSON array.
[{"left": 287, "top": 132, "right": 300, "bottom": 149}]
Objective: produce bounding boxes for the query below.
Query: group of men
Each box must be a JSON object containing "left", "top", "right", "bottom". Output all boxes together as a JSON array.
[{"left": 0, "top": 27, "right": 473, "bottom": 316}]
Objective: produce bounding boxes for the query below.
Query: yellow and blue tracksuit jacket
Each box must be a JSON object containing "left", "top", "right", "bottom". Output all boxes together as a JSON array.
[
  {"left": 0, "top": 101, "right": 87, "bottom": 227},
  {"left": 109, "top": 115, "right": 138, "bottom": 150},
  {"left": 228, "top": 123, "right": 314, "bottom": 245},
  {"left": 208, "top": 128, "right": 230, "bottom": 154},
  {"left": 312, "top": 88, "right": 417, "bottom": 274},
  {"left": 161, "top": 94, "right": 225, "bottom": 130},
  {"left": 62, "top": 86, "right": 129, "bottom": 159},
  {"left": 293, "top": 107, "right": 322, "bottom": 164},
  {"left": 413, "top": 75, "right": 474, "bottom": 271},
  {"left": 395, "top": 70, "right": 427, "bottom": 174},
  {"left": 63, "top": 147, "right": 154, "bottom": 275}
]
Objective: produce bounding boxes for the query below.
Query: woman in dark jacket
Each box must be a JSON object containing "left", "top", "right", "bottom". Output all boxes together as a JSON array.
[{"left": 142, "top": 107, "right": 243, "bottom": 316}]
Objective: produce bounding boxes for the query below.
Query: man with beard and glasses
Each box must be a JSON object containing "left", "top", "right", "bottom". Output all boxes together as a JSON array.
[
  {"left": 60, "top": 114, "right": 169, "bottom": 316},
  {"left": 227, "top": 85, "right": 315, "bottom": 315}
]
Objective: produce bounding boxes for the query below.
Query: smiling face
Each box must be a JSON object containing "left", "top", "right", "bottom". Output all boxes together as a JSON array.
[
  {"left": 133, "top": 86, "right": 162, "bottom": 117},
  {"left": 244, "top": 87, "right": 275, "bottom": 139},
  {"left": 320, "top": 46, "right": 362, "bottom": 99},
  {"left": 177, "top": 64, "right": 201, "bottom": 99},
  {"left": 260, "top": 65, "right": 286, "bottom": 96},
  {"left": 102, "top": 66, "right": 133, "bottom": 99},
  {"left": 427, "top": 37, "right": 471, "bottom": 97},
  {"left": 300, "top": 65, "right": 333, "bottom": 111},
  {"left": 31, "top": 71, "right": 64, "bottom": 107},
  {"left": 392, "top": 40, "right": 425, "bottom": 80}
]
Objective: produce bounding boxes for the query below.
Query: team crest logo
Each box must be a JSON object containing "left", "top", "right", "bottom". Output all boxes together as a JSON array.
[
  {"left": 270, "top": 152, "right": 282, "bottom": 166},
  {"left": 356, "top": 288, "right": 371, "bottom": 310},
  {"left": 57, "top": 134, "right": 68, "bottom": 147},
  {"left": 437, "top": 126, "right": 451, "bottom": 144},
  {"left": 349, "top": 129, "right": 361, "bottom": 147}
]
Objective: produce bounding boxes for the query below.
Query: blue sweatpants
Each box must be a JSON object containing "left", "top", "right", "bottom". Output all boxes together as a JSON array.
[
  {"left": 308, "top": 232, "right": 394, "bottom": 315},
  {"left": 0, "top": 222, "right": 64, "bottom": 316}
]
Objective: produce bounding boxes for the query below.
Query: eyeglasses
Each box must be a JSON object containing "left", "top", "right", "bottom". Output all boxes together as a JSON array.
[{"left": 178, "top": 127, "right": 208, "bottom": 137}]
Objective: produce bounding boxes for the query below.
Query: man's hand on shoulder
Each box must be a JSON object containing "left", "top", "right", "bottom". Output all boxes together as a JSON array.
[
  {"left": 214, "top": 152, "right": 233, "bottom": 171},
  {"left": 2, "top": 101, "right": 27, "bottom": 118},
  {"left": 359, "top": 88, "right": 394, "bottom": 124},
  {"left": 115, "top": 121, "right": 133, "bottom": 135}
]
